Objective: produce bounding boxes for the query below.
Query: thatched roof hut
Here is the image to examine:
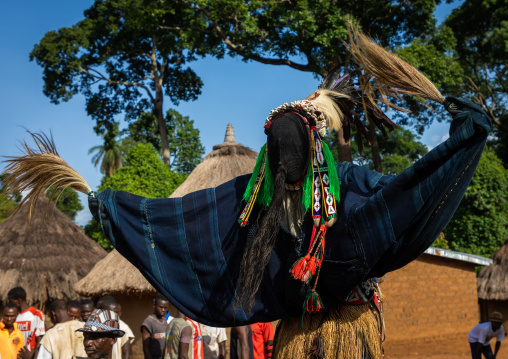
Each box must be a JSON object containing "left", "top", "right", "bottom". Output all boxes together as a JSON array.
[
  {"left": 74, "top": 248, "right": 155, "bottom": 297},
  {"left": 170, "top": 123, "right": 258, "bottom": 197},
  {"left": 75, "top": 123, "right": 258, "bottom": 296},
  {"left": 477, "top": 237, "right": 508, "bottom": 301},
  {"left": 0, "top": 196, "right": 107, "bottom": 307}
]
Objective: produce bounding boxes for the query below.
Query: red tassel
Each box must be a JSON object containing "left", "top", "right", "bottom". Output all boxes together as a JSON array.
[{"left": 290, "top": 254, "right": 310, "bottom": 280}]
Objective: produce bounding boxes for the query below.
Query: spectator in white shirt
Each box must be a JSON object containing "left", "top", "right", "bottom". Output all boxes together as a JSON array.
[
  {"left": 201, "top": 325, "right": 227, "bottom": 359},
  {"left": 468, "top": 312, "right": 505, "bottom": 359}
]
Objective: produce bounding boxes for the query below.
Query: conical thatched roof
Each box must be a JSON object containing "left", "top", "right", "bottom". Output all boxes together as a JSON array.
[
  {"left": 477, "top": 237, "right": 508, "bottom": 300},
  {"left": 0, "top": 196, "right": 107, "bottom": 307},
  {"left": 170, "top": 123, "right": 258, "bottom": 197},
  {"left": 75, "top": 124, "right": 258, "bottom": 297},
  {"left": 74, "top": 248, "right": 155, "bottom": 297}
]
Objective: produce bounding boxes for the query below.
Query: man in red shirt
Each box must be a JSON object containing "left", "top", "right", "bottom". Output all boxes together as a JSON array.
[
  {"left": 185, "top": 318, "right": 204, "bottom": 359},
  {"left": 230, "top": 323, "right": 274, "bottom": 359},
  {"left": 8, "top": 286, "right": 45, "bottom": 354},
  {"left": 250, "top": 323, "right": 274, "bottom": 359}
]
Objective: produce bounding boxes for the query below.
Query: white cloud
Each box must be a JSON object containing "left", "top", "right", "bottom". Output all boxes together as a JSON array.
[{"left": 441, "top": 133, "right": 450, "bottom": 142}]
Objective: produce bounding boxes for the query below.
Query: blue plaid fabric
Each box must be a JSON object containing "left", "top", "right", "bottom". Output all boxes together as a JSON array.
[{"left": 89, "top": 97, "right": 491, "bottom": 327}]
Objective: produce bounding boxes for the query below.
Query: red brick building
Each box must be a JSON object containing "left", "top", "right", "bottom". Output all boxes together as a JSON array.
[{"left": 381, "top": 247, "right": 492, "bottom": 349}]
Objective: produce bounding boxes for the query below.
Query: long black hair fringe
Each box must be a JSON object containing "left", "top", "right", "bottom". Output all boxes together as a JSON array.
[{"left": 235, "top": 164, "right": 287, "bottom": 313}]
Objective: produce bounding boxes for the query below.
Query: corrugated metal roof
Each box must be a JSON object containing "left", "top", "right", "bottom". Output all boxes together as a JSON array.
[{"left": 425, "top": 247, "right": 492, "bottom": 266}]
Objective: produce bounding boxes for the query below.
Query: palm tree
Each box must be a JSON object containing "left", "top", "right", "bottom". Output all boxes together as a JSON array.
[{"left": 88, "top": 123, "right": 125, "bottom": 177}]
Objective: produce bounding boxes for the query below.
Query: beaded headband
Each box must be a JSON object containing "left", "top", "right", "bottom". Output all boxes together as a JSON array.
[{"left": 264, "top": 100, "right": 328, "bottom": 138}]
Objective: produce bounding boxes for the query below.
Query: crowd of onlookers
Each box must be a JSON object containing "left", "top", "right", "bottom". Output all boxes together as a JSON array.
[{"left": 0, "top": 286, "right": 274, "bottom": 359}]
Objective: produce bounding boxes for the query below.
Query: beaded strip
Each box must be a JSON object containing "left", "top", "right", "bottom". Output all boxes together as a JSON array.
[{"left": 266, "top": 100, "right": 328, "bottom": 138}]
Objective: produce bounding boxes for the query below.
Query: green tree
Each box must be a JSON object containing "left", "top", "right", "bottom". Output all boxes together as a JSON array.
[
  {"left": 46, "top": 187, "right": 84, "bottom": 220},
  {"left": 325, "top": 127, "right": 428, "bottom": 175},
  {"left": 88, "top": 123, "right": 126, "bottom": 177},
  {"left": 84, "top": 220, "right": 114, "bottom": 252},
  {"left": 127, "top": 109, "right": 205, "bottom": 174},
  {"left": 99, "top": 143, "right": 187, "bottom": 196},
  {"left": 443, "top": 149, "right": 508, "bottom": 257},
  {"left": 187, "top": 0, "right": 443, "bottom": 171},
  {"left": 394, "top": 26, "right": 465, "bottom": 133},
  {"left": 1, "top": 175, "right": 84, "bottom": 222},
  {"left": 85, "top": 143, "right": 187, "bottom": 250},
  {"left": 445, "top": 0, "right": 508, "bottom": 128},
  {"left": 30, "top": 0, "right": 209, "bottom": 166},
  {"left": 0, "top": 174, "right": 21, "bottom": 222},
  {"left": 193, "top": 0, "right": 438, "bottom": 75},
  {"left": 441, "top": 0, "right": 508, "bottom": 166}
]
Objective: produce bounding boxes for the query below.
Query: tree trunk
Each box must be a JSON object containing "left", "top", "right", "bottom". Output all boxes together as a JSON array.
[
  {"left": 150, "top": 35, "right": 171, "bottom": 166},
  {"left": 367, "top": 120, "right": 383, "bottom": 173},
  {"left": 154, "top": 91, "right": 171, "bottom": 166},
  {"left": 337, "top": 128, "right": 353, "bottom": 163}
]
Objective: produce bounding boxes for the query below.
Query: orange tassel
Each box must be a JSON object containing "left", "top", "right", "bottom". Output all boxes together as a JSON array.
[
  {"left": 301, "top": 257, "right": 318, "bottom": 282},
  {"left": 290, "top": 254, "right": 310, "bottom": 280},
  {"left": 307, "top": 257, "right": 317, "bottom": 276}
]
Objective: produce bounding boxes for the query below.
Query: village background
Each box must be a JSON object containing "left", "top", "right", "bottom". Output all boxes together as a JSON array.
[{"left": 1, "top": 0, "right": 507, "bottom": 358}]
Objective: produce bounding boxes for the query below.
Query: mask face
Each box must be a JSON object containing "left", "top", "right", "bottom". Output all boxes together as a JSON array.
[{"left": 266, "top": 113, "right": 310, "bottom": 184}]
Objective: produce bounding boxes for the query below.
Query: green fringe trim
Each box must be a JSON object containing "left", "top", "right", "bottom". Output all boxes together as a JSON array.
[
  {"left": 322, "top": 142, "right": 341, "bottom": 203},
  {"left": 302, "top": 161, "right": 313, "bottom": 212},
  {"left": 241, "top": 144, "right": 274, "bottom": 209},
  {"left": 258, "top": 154, "right": 274, "bottom": 208}
]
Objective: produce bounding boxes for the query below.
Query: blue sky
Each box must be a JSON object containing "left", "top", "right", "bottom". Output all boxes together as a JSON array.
[{"left": 0, "top": 1, "right": 460, "bottom": 225}]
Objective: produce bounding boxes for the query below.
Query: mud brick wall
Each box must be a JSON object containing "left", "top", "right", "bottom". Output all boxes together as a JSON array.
[{"left": 381, "top": 253, "right": 480, "bottom": 344}]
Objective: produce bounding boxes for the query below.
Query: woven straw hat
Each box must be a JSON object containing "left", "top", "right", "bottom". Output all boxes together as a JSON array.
[{"left": 490, "top": 311, "right": 504, "bottom": 323}]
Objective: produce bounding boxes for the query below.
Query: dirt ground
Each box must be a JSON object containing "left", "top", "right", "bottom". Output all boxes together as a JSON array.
[{"left": 384, "top": 335, "right": 507, "bottom": 358}]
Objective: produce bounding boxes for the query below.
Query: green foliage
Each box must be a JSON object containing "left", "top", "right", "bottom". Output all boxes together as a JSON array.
[
  {"left": 445, "top": 0, "right": 508, "bottom": 141},
  {"left": 127, "top": 109, "right": 205, "bottom": 174},
  {"left": 30, "top": 0, "right": 208, "bottom": 164},
  {"left": 46, "top": 187, "right": 84, "bottom": 220},
  {"left": 1, "top": 177, "right": 84, "bottom": 222},
  {"left": 443, "top": 149, "right": 508, "bottom": 257},
  {"left": 450, "top": 0, "right": 508, "bottom": 168},
  {"left": 394, "top": 26, "right": 465, "bottom": 133},
  {"left": 0, "top": 174, "right": 21, "bottom": 223},
  {"left": 84, "top": 219, "right": 114, "bottom": 252},
  {"left": 197, "top": 0, "right": 438, "bottom": 75},
  {"left": 99, "top": 143, "right": 187, "bottom": 197},
  {"left": 88, "top": 122, "right": 126, "bottom": 177},
  {"left": 488, "top": 115, "right": 508, "bottom": 168},
  {"left": 85, "top": 143, "right": 187, "bottom": 250},
  {"left": 325, "top": 127, "right": 428, "bottom": 175},
  {"left": 396, "top": 27, "right": 464, "bottom": 92},
  {"left": 0, "top": 195, "right": 16, "bottom": 223},
  {"left": 432, "top": 232, "right": 449, "bottom": 249},
  {"left": 194, "top": 0, "right": 448, "bottom": 170}
]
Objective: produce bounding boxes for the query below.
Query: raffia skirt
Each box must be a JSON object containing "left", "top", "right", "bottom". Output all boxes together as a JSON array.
[{"left": 272, "top": 302, "right": 384, "bottom": 359}]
